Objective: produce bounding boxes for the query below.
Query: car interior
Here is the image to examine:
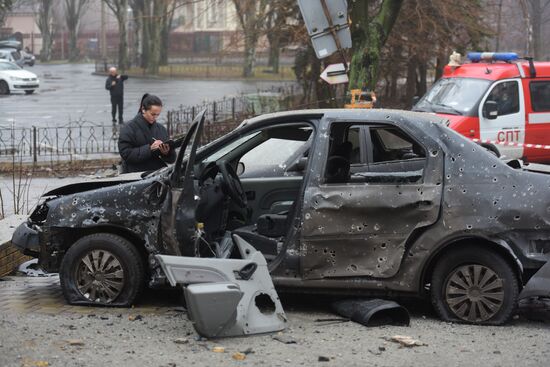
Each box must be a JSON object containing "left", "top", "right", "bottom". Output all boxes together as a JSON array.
[
  {"left": 178, "top": 119, "right": 427, "bottom": 262},
  {"left": 190, "top": 122, "right": 314, "bottom": 261},
  {"left": 325, "top": 123, "right": 427, "bottom": 184}
]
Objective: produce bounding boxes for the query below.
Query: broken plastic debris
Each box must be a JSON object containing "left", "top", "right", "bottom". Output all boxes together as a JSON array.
[
  {"left": 389, "top": 335, "right": 427, "bottom": 348},
  {"left": 128, "top": 314, "right": 143, "bottom": 321},
  {"left": 66, "top": 339, "right": 85, "bottom": 346},
  {"left": 232, "top": 352, "right": 246, "bottom": 361},
  {"left": 212, "top": 346, "right": 225, "bottom": 353},
  {"left": 331, "top": 299, "right": 410, "bottom": 327},
  {"left": 272, "top": 333, "right": 297, "bottom": 344}
]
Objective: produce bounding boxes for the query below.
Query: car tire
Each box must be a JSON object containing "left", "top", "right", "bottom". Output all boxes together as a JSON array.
[
  {"left": 0, "top": 80, "right": 9, "bottom": 95},
  {"left": 430, "top": 246, "right": 518, "bottom": 325},
  {"left": 60, "top": 233, "right": 145, "bottom": 306},
  {"left": 25, "top": 90, "right": 34, "bottom": 95}
]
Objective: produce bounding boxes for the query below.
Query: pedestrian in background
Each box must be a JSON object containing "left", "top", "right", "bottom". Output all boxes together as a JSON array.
[
  {"left": 105, "top": 67, "right": 128, "bottom": 124},
  {"left": 118, "top": 94, "right": 176, "bottom": 173}
]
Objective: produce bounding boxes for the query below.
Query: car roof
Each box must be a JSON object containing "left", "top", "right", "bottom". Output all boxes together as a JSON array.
[{"left": 239, "top": 108, "right": 447, "bottom": 129}]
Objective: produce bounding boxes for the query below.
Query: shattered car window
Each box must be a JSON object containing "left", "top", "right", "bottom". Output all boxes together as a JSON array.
[
  {"left": 202, "top": 132, "right": 261, "bottom": 163},
  {"left": 370, "top": 127, "right": 426, "bottom": 163},
  {"left": 240, "top": 138, "right": 309, "bottom": 176}
]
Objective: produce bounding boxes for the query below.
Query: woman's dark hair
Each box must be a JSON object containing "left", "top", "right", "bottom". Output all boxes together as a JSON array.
[{"left": 139, "top": 93, "right": 163, "bottom": 113}]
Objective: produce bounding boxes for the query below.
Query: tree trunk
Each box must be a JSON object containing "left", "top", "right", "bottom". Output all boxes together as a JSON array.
[
  {"left": 417, "top": 60, "right": 427, "bottom": 97},
  {"left": 530, "top": 0, "right": 542, "bottom": 59},
  {"left": 405, "top": 52, "right": 417, "bottom": 106},
  {"left": 36, "top": 0, "right": 55, "bottom": 62},
  {"left": 267, "top": 31, "right": 280, "bottom": 73},
  {"left": 495, "top": 0, "right": 503, "bottom": 51},
  {"left": 349, "top": 0, "right": 404, "bottom": 90},
  {"left": 242, "top": 29, "right": 257, "bottom": 77},
  {"left": 519, "top": 0, "right": 534, "bottom": 56},
  {"left": 68, "top": 32, "right": 79, "bottom": 61},
  {"left": 160, "top": 1, "right": 176, "bottom": 66}
]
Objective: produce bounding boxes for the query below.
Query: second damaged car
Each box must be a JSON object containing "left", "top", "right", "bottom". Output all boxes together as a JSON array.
[{"left": 12, "top": 109, "right": 550, "bottom": 325}]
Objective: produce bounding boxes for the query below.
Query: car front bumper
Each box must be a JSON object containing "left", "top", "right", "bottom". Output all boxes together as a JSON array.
[
  {"left": 11, "top": 221, "right": 40, "bottom": 257},
  {"left": 12, "top": 83, "right": 39, "bottom": 90}
]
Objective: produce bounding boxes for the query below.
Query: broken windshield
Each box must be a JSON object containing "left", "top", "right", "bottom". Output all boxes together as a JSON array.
[{"left": 414, "top": 78, "right": 491, "bottom": 116}]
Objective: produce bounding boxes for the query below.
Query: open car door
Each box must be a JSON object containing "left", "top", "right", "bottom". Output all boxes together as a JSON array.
[{"left": 160, "top": 110, "right": 206, "bottom": 256}]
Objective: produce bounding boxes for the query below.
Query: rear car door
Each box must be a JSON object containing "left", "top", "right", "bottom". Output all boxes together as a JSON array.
[{"left": 300, "top": 117, "right": 444, "bottom": 280}]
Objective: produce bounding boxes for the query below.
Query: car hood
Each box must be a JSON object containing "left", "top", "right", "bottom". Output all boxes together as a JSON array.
[
  {"left": 0, "top": 69, "right": 38, "bottom": 78},
  {"left": 43, "top": 172, "right": 144, "bottom": 196}
]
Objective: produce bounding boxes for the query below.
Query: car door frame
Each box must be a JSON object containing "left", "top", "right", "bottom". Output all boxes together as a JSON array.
[
  {"left": 159, "top": 110, "right": 206, "bottom": 256},
  {"left": 299, "top": 116, "right": 444, "bottom": 280},
  {"left": 478, "top": 78, "right": 525, "bottom": 159}
]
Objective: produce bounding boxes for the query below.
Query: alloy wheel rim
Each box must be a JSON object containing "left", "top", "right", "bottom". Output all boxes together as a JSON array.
[
  {"left": 445, "top": 264, "right": 504, "bottom": 322},
  {"left": 75, "top": 249, "right": 125, "bottom": 303}
]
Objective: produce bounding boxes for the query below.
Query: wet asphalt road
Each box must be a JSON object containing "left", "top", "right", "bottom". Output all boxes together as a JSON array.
[{"left": 0, "top": 63, "right": 291, "bottom": 128}]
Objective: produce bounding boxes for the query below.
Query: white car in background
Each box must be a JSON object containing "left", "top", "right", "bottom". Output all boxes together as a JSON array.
[{"left": 0, "top": 59, "right": 39, "bottom": 95}]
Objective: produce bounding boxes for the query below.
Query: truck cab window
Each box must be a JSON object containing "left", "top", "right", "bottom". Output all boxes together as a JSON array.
[
  {"left": 486, "top": 81, "right": 519, "bottom": 116},
  {"left": 530, "top": 81, "right": 550, "bottom": 112}
]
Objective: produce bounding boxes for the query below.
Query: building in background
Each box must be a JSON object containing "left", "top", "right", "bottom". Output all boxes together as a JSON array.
[{"left": 2, "top": 5, "right": 42, "bottom": 54}]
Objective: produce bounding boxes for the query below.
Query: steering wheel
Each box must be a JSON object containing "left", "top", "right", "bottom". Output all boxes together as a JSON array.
[{"left": 217, "top": 161, "right": 247, "bottom": 208}]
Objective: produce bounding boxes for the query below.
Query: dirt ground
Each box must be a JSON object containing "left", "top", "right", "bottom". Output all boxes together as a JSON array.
[{"left": 0, "top": 276, "right": 549, "bottom": 367}]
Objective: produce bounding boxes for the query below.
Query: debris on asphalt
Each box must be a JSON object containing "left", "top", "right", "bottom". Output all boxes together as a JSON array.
[
  {"left": 272, "top": 333, "right": 297, "bottom": 344},
  {"left": 128, "top": 314, "right": 143, "bottom": 321},
  {"left": 17, "top": 259, "right": 57, "bottom": 278},
  {"left": 232, "top": 352, "right": 246, "bottom": 361},
  {"left": 318, "top": 356, "right": 330, "bottom": 362},
  {"left": 212, "top": 346, "right": 225, "bottom": 353},
  {"left": 332, "top": 299, "right": 410, "bottom": 327},
  {"left": 21, "top": 358, "right": 49, "bottom": 367},
  {"left": 241, "top": 347, "right": 254, "bottom": 355},
  {"left": 66, "top": 339, "right": 85, "bottom": 346},
  {"left": 388, "top": 335, "right": 427, "bottom": 348},
  {"left": 173, "top": 338, "right": 189, "bottom": 345}
]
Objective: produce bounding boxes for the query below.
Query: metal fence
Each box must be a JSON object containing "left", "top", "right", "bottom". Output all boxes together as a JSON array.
[{"left": 0, "top": 85, "right": 304, "bottom": 163}]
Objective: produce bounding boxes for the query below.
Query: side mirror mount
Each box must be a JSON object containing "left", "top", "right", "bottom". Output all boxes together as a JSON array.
[
  {"left": 483, "top": 100, "right": 498, "bottom": 120},
  {"left": 287, "top": 157, "right": 308, "bottom": 172}
]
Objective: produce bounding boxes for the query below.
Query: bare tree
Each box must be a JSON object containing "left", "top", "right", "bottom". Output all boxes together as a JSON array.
[
  {"left": 348, "top": 0, "right": 404, "bottom": 90},
  {"left": 525, "top": 0, "right": 550, "bottom": 58},
  {"left": 232, "top": 0, "right": 269, "bottom": 77},
  {"left": 103, "top": 0, "right": 129, "bottom": 71},
  {"left": 64, "top": 0, "right": 89, "bottom": 61},
  {"left": 35, "top": 0, "right": 56, "bottom": 62},
  {"left": 0, "top": 0, "right": 14, "bottom": 28},
  {"left": 264, "top": 0, "right": 298, "bottom": 74},
  {"left": 519, "top": 0, "right": 534, "bottom": 55}
]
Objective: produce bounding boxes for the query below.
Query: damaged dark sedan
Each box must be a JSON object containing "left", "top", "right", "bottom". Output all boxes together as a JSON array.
[{"left": 12, "top": 109, "right": 550, "bottom": 325}]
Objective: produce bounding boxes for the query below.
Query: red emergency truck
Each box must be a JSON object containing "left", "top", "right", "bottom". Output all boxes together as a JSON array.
[{"left": 413, "top": 52, "right": 550, "bottom": 163}]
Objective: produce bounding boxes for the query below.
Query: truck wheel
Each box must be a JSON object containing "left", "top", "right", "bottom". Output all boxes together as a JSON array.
[
  {"left": 60, "top": 233, "right": 144, "bottom": 306},
  {"left": 431, "top": 246, "right": 518, "bottom": 325},
  {"left": 0, "top": 80, "right": 9, "bottom": 95}
]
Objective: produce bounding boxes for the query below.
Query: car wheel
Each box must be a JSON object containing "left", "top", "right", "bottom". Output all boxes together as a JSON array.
[
  {"left": 0, "top": 80, "right": 9, "bottom": 95},
  {"left": 60, "top": 233, "right": 145, "bottom": 306},
  {"left": 431, "top": 246, "right": 518, "bottom": 325},
  {"left": 25, "top": 90, "right": 34, "bottom": 95}
]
